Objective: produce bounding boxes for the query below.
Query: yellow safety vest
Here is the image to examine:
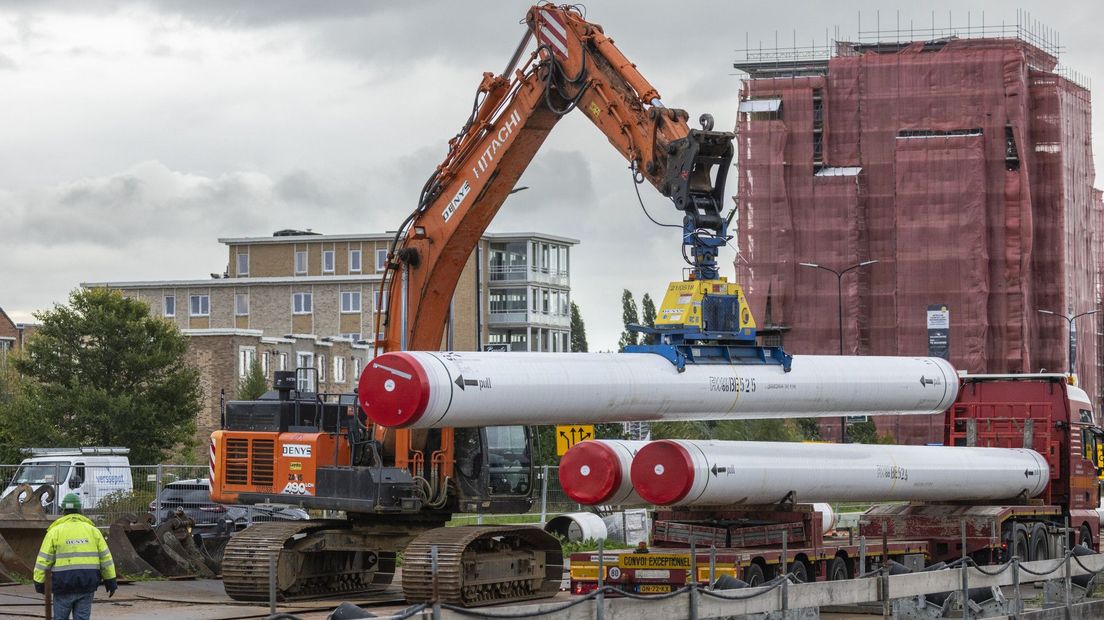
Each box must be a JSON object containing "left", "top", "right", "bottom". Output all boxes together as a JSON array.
[{"left": 33, "top": 513, "right": 116, "bottom": 588}]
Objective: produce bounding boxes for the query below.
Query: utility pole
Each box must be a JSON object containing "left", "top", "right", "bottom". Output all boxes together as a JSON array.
[{"left": 1038, "top": 308, "right": 1099, "bottom": 381}]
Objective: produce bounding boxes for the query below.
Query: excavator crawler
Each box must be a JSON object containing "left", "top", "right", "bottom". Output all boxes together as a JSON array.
[{"left": 212, "top": 4, "right": 735, "bottom": 605}]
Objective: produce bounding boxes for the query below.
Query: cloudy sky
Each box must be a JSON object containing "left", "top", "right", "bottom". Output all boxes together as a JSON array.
[{"left": 2, "top": 1, "right": 1102, "bottom": 350}]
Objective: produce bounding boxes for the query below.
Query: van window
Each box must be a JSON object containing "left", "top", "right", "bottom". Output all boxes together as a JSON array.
[
  {"left": 12, "top": 461, "right": 72, "bottom": 485},
  {"left": 70, "top": 462, "right": 86, "bottom": 488}
]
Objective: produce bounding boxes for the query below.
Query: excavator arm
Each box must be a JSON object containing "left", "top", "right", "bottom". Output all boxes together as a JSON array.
[{"left": 376, "top": 4, "right": 734, "bottom": 357}]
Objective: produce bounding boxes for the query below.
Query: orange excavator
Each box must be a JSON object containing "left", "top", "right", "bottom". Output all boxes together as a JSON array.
[{"left": 210, "top": 4, "right": 734, "bottom": 606}]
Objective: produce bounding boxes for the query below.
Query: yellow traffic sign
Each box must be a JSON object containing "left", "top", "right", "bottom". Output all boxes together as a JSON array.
[{"left": 556, "top": 424, "right": 595, "bottom": 456}]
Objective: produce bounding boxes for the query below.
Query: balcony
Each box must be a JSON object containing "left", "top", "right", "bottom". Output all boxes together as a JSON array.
[
  {"left": 488, "top": 265, "right": 528, "bottom": 282},
  {"left": 487, "top": 310, "right": 570, "bottom": 328},
  {"left": 488, "top": 265, "right": 569, "bottom": 287}
]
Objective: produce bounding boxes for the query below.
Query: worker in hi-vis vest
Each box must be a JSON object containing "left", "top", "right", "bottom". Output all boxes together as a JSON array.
[{"left": 33, "top": 493, "right": 117, "bottom": 620}]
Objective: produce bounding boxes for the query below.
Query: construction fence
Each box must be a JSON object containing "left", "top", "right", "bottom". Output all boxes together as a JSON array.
[{"left": 0, "top": 463, "right": 587, "bottom": 528}]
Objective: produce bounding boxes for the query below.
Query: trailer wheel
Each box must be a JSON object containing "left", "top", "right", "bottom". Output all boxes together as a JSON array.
[
  {"left": 1078, "top": 524, "right": 1093, "bottom": 550},
  {"left": 1028, "top": 523, "right": 1050, "bottom": 561},
  {"left": 1011, "top": 524, "right": 1030, "bottom": 561},
  {"left": 828, "top": 556, "right": 851, "bottom": 581},
  {"left": 789, "top": 559, "right": 811, "bottom": 583},
  {"left": 743, "top": 563, "right": 765, "bottom": 586}
]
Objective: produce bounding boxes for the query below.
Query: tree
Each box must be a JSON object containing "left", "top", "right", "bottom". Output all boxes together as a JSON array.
[
  {"left": 640, "top": 293, "right": 658, "bottom": 345},
  {"left": 569, "top": 302, "right": 589, "bottom": 352},
  {"left": 237, "top": 360, "right": 268, "bottom": 401},
  {"left": 847, "top": 419, "right": 895, "bottom": 444},
  {"left": 5, "top": 288, "right": 202, "bottom": 463},
  {"left": 713, "top": 419, "right": 800, "bottom": 442},
  {"left": 617, "top": 290, "right": 639, "bottom": 350},
  {"left": 795, "top": 418, "right": 821, "bottom": 441}
]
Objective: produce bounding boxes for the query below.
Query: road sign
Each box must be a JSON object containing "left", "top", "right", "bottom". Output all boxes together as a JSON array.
[{"left": 556, "top": 424, "right": 595, "bottom": 456}]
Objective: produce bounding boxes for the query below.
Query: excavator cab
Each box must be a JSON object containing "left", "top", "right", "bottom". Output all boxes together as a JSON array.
[{"left": 453, "top": 426, "right": 534, "bottom": 514}]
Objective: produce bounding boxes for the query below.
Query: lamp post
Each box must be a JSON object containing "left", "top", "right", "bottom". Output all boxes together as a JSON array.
[
  {"left": 800, "top": 260, "right": 878, "bottom": 442},
  {"left": 1038, "top": 308, "right": 1099, "bottom": 379}
]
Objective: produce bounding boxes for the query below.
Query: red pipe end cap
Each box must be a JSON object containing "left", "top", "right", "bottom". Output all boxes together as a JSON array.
[
  {"left": 559, "top": 441, "right": 622, "bottom": 505},
  {"left": 358, "top": 352, "right": 430, "bottom": 428},
  {"left": 631, "top": 440, "right": 694, "bottom": 505}
]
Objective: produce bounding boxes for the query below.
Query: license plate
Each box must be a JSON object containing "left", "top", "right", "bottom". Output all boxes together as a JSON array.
[{"left": 637, "top": 584, "right": 672, "bottom": 594}]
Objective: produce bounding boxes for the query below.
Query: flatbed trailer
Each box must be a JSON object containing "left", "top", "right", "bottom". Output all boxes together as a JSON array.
[
  {"left": 570, "top": 537, "right": 928, "bottom": 594},
  {"left": 569, "top": 374, "right": 1104, "bottom": 594}
]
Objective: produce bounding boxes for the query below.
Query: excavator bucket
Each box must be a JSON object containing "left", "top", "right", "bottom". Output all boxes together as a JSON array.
[
  {"left": 0, "top": 484, "right": 56, "bottom": 582},
  {"left": 106, "top": 511, "right": 219, "bottom": 578}
]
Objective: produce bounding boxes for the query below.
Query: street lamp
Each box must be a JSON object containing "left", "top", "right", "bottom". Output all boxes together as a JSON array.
[
  {"left": 800, "top": 259, "right": 878, "bottom": 443},
  {"left": 799, "top": 260, "right": 879, "bottom": 355},
  {"left": 1038, "top": 308, "right": 1099, "bottom": 379}
]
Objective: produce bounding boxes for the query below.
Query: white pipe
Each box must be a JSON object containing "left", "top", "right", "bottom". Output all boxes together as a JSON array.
[
  {"left": 630, "top": 440, "right": 1050, "bottom": 506},
  {"left": 359, "top": 351, "right": 959, "bottom": 429},
  {"left": 544, "top": 512, "right": 607, "bottom": 542},
  {"left": 559, "top": 440, "right": 649, "bottom": 505}
]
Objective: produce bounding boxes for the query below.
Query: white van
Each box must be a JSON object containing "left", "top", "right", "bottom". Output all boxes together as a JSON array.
[{"left": 2, "top": 447, "right": 133, "bottom": 510}]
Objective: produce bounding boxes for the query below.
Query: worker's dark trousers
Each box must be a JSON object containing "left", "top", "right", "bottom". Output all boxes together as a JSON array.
[{"left": 52, "top": 590, "right": 94, "bottom": 620}]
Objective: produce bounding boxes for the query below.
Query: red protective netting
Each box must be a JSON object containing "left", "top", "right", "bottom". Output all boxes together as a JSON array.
[{"left": 735, "top": 39, "right": 1102, "bottom": 444}]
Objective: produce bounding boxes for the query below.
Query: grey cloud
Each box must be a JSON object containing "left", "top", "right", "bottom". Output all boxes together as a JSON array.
[{"left": 4, "top": 162, "right": 379, "bottom": 248}]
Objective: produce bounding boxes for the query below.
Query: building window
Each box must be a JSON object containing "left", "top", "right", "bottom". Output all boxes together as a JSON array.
[
  {"left": 353, "top": 357, "right": 362, "bottom": 381},
  {"left": 163, "top": 295, "right": 176, "bottom": 318},
  {"left": 235, "top": 293, "right": 249, "bottom": 316},
  {"left": 317, "top": 354, "right": 326, "bottom": 382},
  {"left": 323, "top": 250, "right": 335, "bottom": 273},
  {"left": 559, "top": 246, "right": 568, "bottom": 275},
  {"left": 334, "top": 356, "right": 346, "bottom": 383},
  {"left": 238, "top": 346, "right": 256, "bottom": 379},
  {"left": 489, "top": 288, "right": 527, "bottom": 314},
  {"left": 531, "top": 287, "right": 539, "bottom": 312},
  {"left": 261, "top": 352, "right": 270, "bottom": 377},
  {"left": 541, "top": 244, "right": 550, "bottom": 273},
  {"left": 376, "top": 249, "right": 388, "bottom": 272},
  {"left": 340, "top": 332, "right": 361, "bottom": 341},
  {"left": 237, "top": 252, "right": 249, "bottom": 276},
  {"left": 294, "top": 250, "right": 307, "bottom": 275},
  {"left": 374, "top": 289, "right": 389, "bottom": 313},
  {"left": 189, "top": 295, "right": 210, "bottom": 317},
  {"left": 349, "top": 249, "right": 362, "bottom": 273},
  {"left": 293, "top": 292, "right": 313, "bottom": 314},
  {"left": 279, "top": 352, "right": 288, "bottom": 371},
  {"left": 296, "top": 352, "right": 313, "bottom": 392},
  {"left": 341, "top": 291, "right": 362, "bottom": 313},
  {"left": 542, "top": 289, "right": 551, "bottom": 313},
  {"left": 0, "top": 341, "right": 11, "bottom": 365}
]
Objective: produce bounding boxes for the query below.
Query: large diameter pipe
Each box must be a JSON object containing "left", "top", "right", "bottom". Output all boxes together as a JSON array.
[
  {"left": 559, "top": 440, "right": 649, "bottom": 505},
  {"left": 359, "top": 351, "right": 959, "bottom": 429},
  {"left": 630, "top": 440, "right": 1050, "bottom": 506}
]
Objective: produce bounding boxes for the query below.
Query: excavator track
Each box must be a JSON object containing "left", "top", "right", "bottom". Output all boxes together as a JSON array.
[
  {"left": 222, "top": 520, "right": 399, "bottom": 601},
  {"left": 402, "top": 525, "right": 563, "bottom": 607}
]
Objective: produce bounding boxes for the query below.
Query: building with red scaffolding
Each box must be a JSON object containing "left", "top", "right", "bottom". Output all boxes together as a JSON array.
[{"left": 734, "top": 31, "right": 1102, "bottom": 444}]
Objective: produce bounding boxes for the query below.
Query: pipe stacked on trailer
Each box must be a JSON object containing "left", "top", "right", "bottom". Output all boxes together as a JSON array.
[
  {"left": 628, "top": 440, "right": 1050, "bottom": 506},
  {"left": 558, "top": 440, "right": 648, "bottom": 505},
  {"left": 359, "top": 351, "right": 959, "bottom": 429}
]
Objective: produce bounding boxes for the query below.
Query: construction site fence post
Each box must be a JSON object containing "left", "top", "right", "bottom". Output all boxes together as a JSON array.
[
  {"left": 52, "top": 462, "right": 60, "bottom": 516},
  {"left": 596, "top": 537, "right": 605, "bottom": 620},
  {"left": 1063, "top": 517, "right": 1071, "bottom": 616},
  {"left": 960, "top": 520, "right": 969, "bottom": 620},
  {"left": 154, "top": 464, "right": 163, "bottom": 520},
  {"left": 268, "top": 551, "right": 277, "bottom": 615},
  {"left": 539, "top": 465, "right": 548, "bottom": 523}
]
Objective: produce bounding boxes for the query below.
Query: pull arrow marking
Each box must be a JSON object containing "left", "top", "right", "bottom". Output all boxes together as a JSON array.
[{"left": 454, "top": 375, "right": 479, "bottom": 391}]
